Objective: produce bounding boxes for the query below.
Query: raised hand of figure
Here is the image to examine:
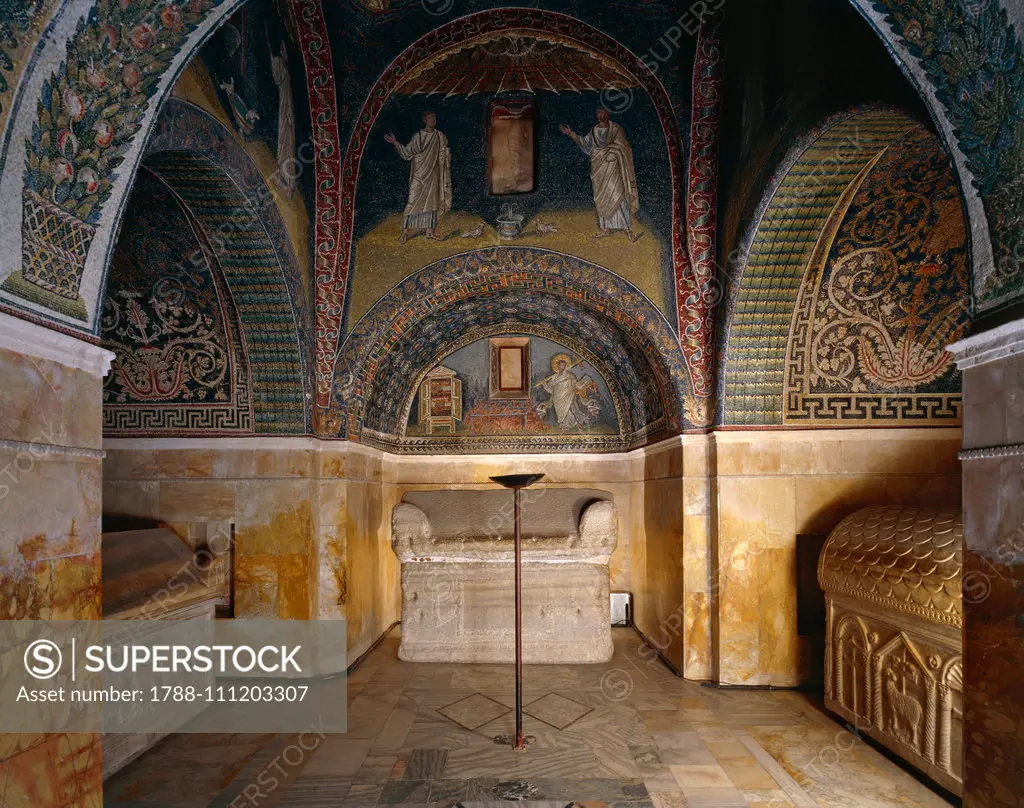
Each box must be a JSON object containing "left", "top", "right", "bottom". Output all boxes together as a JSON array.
[
  {"left": 384, "top": 132, "right": 397, "bottom": 145},
  {"left": 558, "top": 123, "right": 572, "bottom": 136}
]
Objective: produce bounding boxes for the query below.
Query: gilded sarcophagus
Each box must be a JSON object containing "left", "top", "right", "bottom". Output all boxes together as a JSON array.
[{"left": 819, "top": 506, "right": 963, "bottom": 796}]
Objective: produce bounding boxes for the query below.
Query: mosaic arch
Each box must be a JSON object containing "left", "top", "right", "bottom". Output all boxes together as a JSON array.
[
  {"left": 0, "top": 0, "right": 247, "bottom": 328},
  {"left": 382, "top": 322, "right": 633, "bottom": 454},
  {"left": 102, "top": 167, "right": 255, "bottom": 434},
  {"left": 0, "top": 0, "right": 1019, "bottom": 392},
  {"left": 140, "top": 150, "right": 307, "bottom": 433},
  {"left": 850, "top": 0, "right": 1024, "bottom": 312},
  {"left": 0, "top": 0, "right": 338, "bottom": 335},
  {"left": 333, "top": 8, "right": 707, "bottom": 410},
  {"left": 721, "top": 110, "right": 971, "bottom": 426},
  {"left": 144, "top": 98, "right": 313, "bottom": 381},
  {"left": 333, "top": 247, "right": 689, "bottom": 447},
  {"left": 360, "top": 300, "right": 664, "bottom": 454}
]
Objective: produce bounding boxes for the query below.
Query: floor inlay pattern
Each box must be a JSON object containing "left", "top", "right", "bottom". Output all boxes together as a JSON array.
[
  {"left": 523, "top": 693, "right": 593, "bottom": 730},
  {"left": 105, "top": 628, "right": 954, "bottom": 808},
  {"left": 439, "top": 693, "right": 514, "bottom": 731}
]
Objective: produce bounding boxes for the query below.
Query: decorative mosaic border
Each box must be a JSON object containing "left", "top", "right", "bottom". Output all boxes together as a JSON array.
[
  {"left": 363, "top": 427, "right": 631, "bottom": 455},
  {"left": 286, "top": 0, "right": 342, "bottom": 413},
  {"left": 682, "top": 15, "right": 723, "bottom": 407},
  {"left": 333, "top": 247, "right": 689, "bottom": 443},
  {"left": 332, "top": 9, "right": 696, "bottom": 408},
  {"left": 721, "top": 110, "right": 917, "bottom": 425}
]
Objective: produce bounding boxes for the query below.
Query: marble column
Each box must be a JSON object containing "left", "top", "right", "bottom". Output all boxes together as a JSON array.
[
  {"left": 0, "top": 312, "right": 113, "bottom": 807},
  {"left": 948, "top": 321, "right": 1024, "bottom": 808}
]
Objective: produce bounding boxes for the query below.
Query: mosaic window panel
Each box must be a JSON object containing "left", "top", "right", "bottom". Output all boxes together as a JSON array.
[
  {"left": 488, "top": 99, "right": 535, "bottom": 194},
  {"left": 489, "top": 336, "right": 530, "bottom": 398}
]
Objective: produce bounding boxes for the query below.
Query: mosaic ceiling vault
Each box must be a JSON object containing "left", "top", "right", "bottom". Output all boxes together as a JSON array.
[{"left": 0, "top": 0, "right": 1015, "bottom": 447}]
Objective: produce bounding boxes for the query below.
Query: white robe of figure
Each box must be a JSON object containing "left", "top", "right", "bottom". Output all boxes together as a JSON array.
[
  {"left": 575, "top": 122, "right": 640, "bottom": 230},
  {"left": 397, "top": 129, "right": 452, "bottom": 230},
  {"left": 270, "top": 44, "right": 296, "bottom": 198},
  {"left": 539, "top": 369, "right": 597, "bottom": 428}
]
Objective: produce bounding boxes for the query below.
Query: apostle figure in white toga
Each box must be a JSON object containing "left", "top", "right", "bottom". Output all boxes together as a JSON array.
[
  {"left": 268, "top": 31, "right": 296, "bottom": 198},
  {"left": 535, "top": 354, "right": 601, "bottom": 430},
  {"left": 384, "top": 112, "right": 452, "bottom": 243},
  {"left": 559, "top": 108, "right": 641, "bottom": 242}
]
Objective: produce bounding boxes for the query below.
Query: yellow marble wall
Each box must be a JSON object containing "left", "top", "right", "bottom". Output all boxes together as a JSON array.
[
  {"left": 99, "top": 427, "right": 962, "bottom": 693},
  {"left": 712, "top": 428, "right": 963, "bottom": 686},
  {"left": 0, "top": 332, "right": 108, "bottom": 806},
  {"left": 103, "top": 445, "right": 321, "bottom": 621},
  {"left": 96, "top": 437, "right": 714, "bottom": 681},
  {"left": 339, "top": 445, "right": 393, "bottom": 664},
  {"left": 625, "top": 436, "right": 714, "bottom": 680},
  {"left": 101, "top": 441, "right": 397, "bottom": 665}
]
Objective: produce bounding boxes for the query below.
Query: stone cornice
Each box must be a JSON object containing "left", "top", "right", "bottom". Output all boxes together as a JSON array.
[
  {"left": 947, "top": 318, "right": 1024, "bottom": 369},
  {"left": 0, "top": 312, "right": 113, "bottom": 377},
  {"left": 958, "top": 443, "right": 1024, "bottom": 461}
]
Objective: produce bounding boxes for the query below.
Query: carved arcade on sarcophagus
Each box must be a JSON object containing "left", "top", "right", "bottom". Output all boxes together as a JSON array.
[{"left": 819, "top": 506, "right": 963, "bottom": 796}]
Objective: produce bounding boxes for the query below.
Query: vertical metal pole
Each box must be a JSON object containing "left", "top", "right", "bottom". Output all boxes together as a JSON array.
[{"left": 514, "top": 485, "right": 523, "bottom": 749}]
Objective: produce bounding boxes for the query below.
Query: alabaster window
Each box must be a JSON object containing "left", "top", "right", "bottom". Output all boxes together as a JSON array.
[
  {"left": 488, "top": 99, "right": 535, "bottom": 194},
  {"left": 489, "top": 336, "right": 531, "bottom": 398}
]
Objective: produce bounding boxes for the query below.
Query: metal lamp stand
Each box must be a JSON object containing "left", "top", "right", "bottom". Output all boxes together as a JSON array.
[{"left": 489, "top": 473, "right": 544, "bottom": 751}]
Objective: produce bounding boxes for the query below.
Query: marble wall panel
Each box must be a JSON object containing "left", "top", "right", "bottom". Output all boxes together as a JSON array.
[
  {"left": 638, "top": 476, "right": 686, "bottom": 672},
  {"left": 958, "top": 362, "right": 1024, "bottom": 806},
  {"left": 345, "top": 479, "right": 391, "bottom": 663},
  {"left": 0, "top": 336, "right": 108, "bottom": 803},
  {"left": 0, "top": 734, "right": 103, "bottom": 808},
  {"left": 0, "top": 345, "right": 103, "bottom": 450},
  {"left": 713, "top": 429, "right": 962, "bottom": 686},
  {"left": 99, "top": 428, "right": 962, "bottom": 692}
]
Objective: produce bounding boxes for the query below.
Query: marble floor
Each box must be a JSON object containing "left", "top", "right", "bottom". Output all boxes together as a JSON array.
[{"left": 105, "top": 628, "right": 954, "bottom": 808}]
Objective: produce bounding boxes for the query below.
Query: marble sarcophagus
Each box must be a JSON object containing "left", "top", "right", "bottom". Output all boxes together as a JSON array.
[
  {"left": 391, "top": 488, "right": 617, "bottom": 664},
  {"left": 819, "top": 506, "right": 963, "bottom": 796}
]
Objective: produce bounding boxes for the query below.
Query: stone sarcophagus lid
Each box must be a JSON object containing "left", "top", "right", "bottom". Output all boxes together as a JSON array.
[
  {"left": 391, "top": 488, "right": 617, "bottom": 664},
  {"left": 101, "top": 528, "right": 221, "bottom": 779},
  {"left": 819, "top": 506, "right": 963, "bottom": 796}
]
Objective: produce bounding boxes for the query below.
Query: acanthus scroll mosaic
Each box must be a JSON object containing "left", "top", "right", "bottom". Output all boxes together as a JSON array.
[{"left": 784, "top": 124, "right": 969, "bottom": 424}]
